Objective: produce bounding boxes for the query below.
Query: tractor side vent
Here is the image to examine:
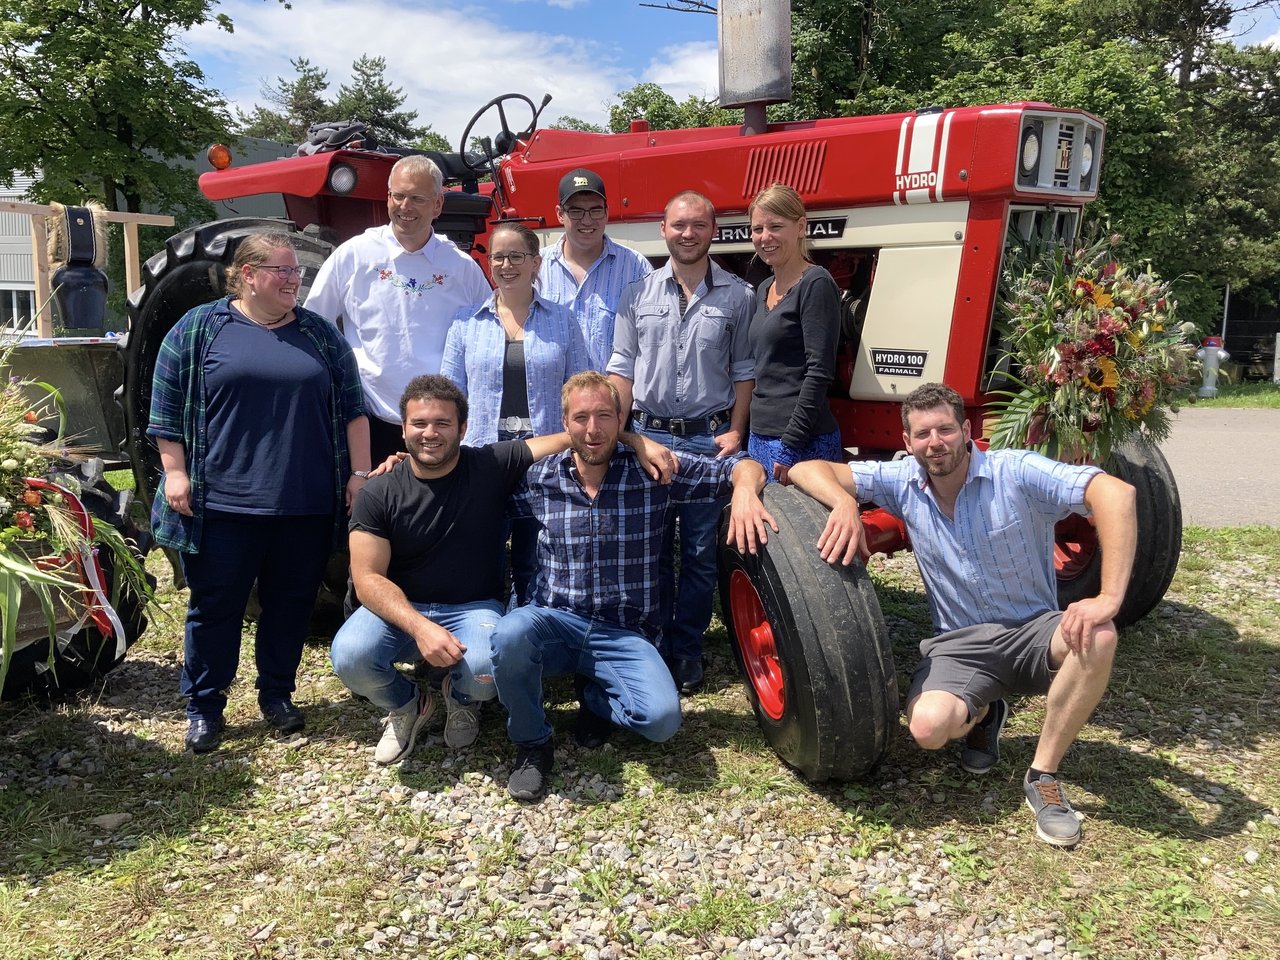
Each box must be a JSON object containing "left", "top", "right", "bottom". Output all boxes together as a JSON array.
[{"left": 743, "top": 141, "right": 826, "bottom": 197}]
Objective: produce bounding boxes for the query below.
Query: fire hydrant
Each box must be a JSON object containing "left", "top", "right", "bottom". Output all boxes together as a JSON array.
[{"left": 1196, "top": 336, "right": 1230, "bottom": 398}]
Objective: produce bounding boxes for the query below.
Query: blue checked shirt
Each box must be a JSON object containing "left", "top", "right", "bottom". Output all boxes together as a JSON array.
[
  {"left": 538, "top": 235, "right": 653, "bottom": 370},
  {"left": 512, "top": 447, "right": 741, "bottom": 637},
  {"left": 848, "top": 446, "right": 1100, "bottom": 633},
  {"left": 441, "top": 292, "right": 591, "bottom": 444}
]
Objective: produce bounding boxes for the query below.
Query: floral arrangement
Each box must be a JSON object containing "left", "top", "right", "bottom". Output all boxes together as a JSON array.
[
  {"left": 0, "top": 359, "right": 151, "bottom": 692},
  {"left": 988, "top": 235, "right": 1199, "bottom": 464}
]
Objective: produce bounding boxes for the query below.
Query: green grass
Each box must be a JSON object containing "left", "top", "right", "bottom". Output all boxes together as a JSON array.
[
  {"left": 0, "top": 528, "right": 1277, "bottom": 958},
  {"left": 1191, "top": 380, "right": 1280, "bottom": 408}
]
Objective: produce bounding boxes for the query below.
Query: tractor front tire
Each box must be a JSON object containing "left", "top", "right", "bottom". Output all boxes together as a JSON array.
[
  {"left": 718, "top": 484, "right": 899, "bottom": 781},
  {"left": 1055, "top": 437, "right": 1182, "bottom": 627}
]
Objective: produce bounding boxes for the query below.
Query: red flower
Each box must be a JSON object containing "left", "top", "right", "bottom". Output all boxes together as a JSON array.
[
  {"left": 23, "top": 410, "right": 37, "bottom": 423},
  {"left": 21, "top": 488, "right": 42, "bottom": 507},
  {"left": 14, "top": 510, "right": 33, "bottom": 531}
]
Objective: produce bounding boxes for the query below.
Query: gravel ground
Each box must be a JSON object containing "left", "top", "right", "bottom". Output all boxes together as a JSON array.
[{"left": 2, "top": 542, "right": 1277, "bottom": 960}]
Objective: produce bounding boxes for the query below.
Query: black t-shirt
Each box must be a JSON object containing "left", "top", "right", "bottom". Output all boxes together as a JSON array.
[{"left": 349, "top": 441, "right": 534, "bottom": 603}]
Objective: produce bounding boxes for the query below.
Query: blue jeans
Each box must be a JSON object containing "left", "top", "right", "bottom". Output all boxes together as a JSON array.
[
  {"left": 490, "top": 606, "right": 682, "bottom": 747},
  {"left": 180, "top": 510, "right": 333, "bottom": 720},
  {"left": 635, "top": 423, "right": 729, "bottom": 662},
  {"left": 330, "top": 600, "right": 504, "bottom": 711}
]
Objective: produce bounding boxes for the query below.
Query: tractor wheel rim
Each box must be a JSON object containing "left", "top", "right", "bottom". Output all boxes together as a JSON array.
[
  {"left": 728, "top": 569, "right": 785, "bottom": 721},
  {"left": 1055, "top": 513, "right": 1098, "bottom": 580}
]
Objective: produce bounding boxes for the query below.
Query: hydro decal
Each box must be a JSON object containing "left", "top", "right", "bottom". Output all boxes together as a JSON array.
[
  {"left": 712, "top": 217, "right": 848, "bottom": 244},
  {"left": 871, "top": 348, "right": 928, "bottom": 378},
  {"left": 894, "top": 111, "right": 953, "bottom": 205}
]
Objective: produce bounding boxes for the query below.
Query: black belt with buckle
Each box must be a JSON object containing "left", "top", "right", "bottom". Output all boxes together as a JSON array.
[{"left": 632, "top": 408, "right": 732, "bottom": 436}]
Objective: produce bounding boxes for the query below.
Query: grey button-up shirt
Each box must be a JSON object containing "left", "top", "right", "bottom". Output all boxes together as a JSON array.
[{"left": 605, "top": 259, "right": 755, "bottom": 419}]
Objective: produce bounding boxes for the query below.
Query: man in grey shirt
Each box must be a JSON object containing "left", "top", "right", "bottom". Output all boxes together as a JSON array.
[{"left": 606, "top": 190, "right": 755, "bottom": 693}]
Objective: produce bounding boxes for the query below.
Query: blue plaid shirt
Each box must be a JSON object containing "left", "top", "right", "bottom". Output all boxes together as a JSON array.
[
  {"left": 512, "top": 446, "right": 741, "bottom": 637},
  {"left": 147, "top": 297, "right": 366, "bottom": 553},
  {"left": 538, "top": 235, "right": 653, "bottom": 370}
]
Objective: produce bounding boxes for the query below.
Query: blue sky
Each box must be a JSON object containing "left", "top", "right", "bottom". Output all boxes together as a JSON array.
[
  {"left": 184, "top": 0, "right": 721, "bottom": 144},
  {"left": 183, "top": 0, "right": 1280, "bottom": 147}
]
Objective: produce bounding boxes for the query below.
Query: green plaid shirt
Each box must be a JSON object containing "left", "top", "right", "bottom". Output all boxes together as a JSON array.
[{"left": 147, "top": 297, "right": 366, "bottom": 552}]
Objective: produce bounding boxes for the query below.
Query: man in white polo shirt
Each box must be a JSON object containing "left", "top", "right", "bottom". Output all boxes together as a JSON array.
[{"left": 306, "top": 155, "right": 492, "bottom": 462}]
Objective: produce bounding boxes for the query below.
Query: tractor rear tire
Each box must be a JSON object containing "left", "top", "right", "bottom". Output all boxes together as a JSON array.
[
  {"left": 1055, "top": 438, "right": 1182, "bottom": 627},
  {"left": 0, "top": 459, "right": 154, "bottom": 701},
  {"left": 121, "top": 217, "right": 334, "bottom": 502},
  {"left": 718, "top": 484, "right": 899, "bottom": 781}
]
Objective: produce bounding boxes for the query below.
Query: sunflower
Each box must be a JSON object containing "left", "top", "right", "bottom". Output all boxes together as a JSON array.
[{"left": 1084, "top": 357, "right": 1119, "bottom": 392}]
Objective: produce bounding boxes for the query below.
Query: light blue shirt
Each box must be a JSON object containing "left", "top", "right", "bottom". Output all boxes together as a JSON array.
[
  {"left": 606, "top": 259, "right": 755, "bottom": 419},
  {"left": 538, "top": 235, "right": 653, "bottom": 370},
  {"left": 441, "top": 293, "right": 591, "bottom": 445},
  {"left": 848, "top": 446, "right": 1100, "bottom": 633}
]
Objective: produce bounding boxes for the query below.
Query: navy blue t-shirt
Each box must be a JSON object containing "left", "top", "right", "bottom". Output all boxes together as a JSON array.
[{"left": 203, "top": 310, "right": 335, "bottom": 515}]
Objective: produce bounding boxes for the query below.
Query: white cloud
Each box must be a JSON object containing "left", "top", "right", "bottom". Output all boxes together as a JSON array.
[
  {"left": 182, "top": 0, "right": 634, "bottom": 143},
  {"left": 1262, "top": 28, "right": 1280, "bottom": 47},
  {"left": 640, "top": 40, "right": 721, "bottom": 103},
  {"left": 545, "top": 0, "right": 591, "bottom": 8}
]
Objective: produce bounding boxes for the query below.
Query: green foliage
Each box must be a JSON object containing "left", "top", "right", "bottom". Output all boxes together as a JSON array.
[
  {"left": 236, "top": 56, "right": 331, "bottom": 143},
  {"left": 549, "top": 115, "right": 606, "bottom": 133},
  {"left": 607, "top": 82, "right": 739, "bottom": 132},
  {"left": 0, "top": 0, "right": 232, "bottom": 213},
  {"left": 331, "top": 55, "right": 429, "bottom": 146}
]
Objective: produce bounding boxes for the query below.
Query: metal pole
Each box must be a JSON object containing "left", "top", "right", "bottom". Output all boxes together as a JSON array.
[{"left": 1221, "top": 283, "right": 1230, "bottom": 343}]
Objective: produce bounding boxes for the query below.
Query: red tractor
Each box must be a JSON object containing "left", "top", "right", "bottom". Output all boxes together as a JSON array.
[{"left": 122, "top": 93, "right": 1181, "bottom": 781}]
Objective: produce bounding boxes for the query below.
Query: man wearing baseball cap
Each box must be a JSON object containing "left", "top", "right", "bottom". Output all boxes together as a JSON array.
[{"left": 538, "top": 168, "right": 652, "bottom": 369}]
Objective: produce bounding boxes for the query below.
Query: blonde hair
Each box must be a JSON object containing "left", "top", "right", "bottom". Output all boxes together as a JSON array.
[
  {"left": 561, "top": 371, "right": 621, "bottom": 417},
  {"left": 225, "top": 233, "right": 296, "bottom": 296},
  {"left": 748, "top": 182, "right": 810, "bottom": 262}
]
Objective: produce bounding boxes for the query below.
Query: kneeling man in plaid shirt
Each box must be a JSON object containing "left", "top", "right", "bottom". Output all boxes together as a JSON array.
[{"left": 492, "top": 371, "right": 774, "bottom": 801}]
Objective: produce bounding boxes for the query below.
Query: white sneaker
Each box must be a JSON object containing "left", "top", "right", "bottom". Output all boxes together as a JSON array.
[
  {"left": 442, "top": 675, "right": 481, "bottom": 750},
  {"left": 375, "top": 689, "right": 436, "bottom": 765}
]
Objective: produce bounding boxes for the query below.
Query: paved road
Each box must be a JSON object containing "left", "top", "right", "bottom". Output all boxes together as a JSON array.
[{"left": 1159, "top": 406, "right": 1278, "bottom": 527}]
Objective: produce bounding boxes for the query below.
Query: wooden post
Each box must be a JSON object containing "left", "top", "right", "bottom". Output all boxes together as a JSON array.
[{"left": 0, "top": 200, "right": 174, "bottom": 334}]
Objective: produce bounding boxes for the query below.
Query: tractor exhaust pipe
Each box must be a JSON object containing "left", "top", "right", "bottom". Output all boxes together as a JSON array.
[{"left": 719, "top": 0, "right": 792, "bottom": 137}]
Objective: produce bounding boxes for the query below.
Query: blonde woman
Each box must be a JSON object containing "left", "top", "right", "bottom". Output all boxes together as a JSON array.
[{"left": 746, "top": 183, "right": 843, "bottom": 484}]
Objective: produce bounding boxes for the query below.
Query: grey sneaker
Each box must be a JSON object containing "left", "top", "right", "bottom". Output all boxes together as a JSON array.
[
  {"left": 508, "top": 740, "right": 555, "bottom": 801},
  {"left": 1024, "top": 772, "right": 1083, "bottom": 847},
  {"left": 960, "top": 698, "right": 1008, "bottom": 775},
  {"left": 374, "top": 689, "right": 436, "bottom": 765},
  {"left": 441, "top": 675, "right": 481, "bottom": 750}
]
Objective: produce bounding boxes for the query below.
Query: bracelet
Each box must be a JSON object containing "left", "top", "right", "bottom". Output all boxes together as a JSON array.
[{"left": 353, "top": 470, "right": 371, "bottom": 479}]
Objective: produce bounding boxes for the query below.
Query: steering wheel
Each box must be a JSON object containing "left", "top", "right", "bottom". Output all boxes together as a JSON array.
[{"left": 459, "top": 93, "right": 540, "bottom": 173}]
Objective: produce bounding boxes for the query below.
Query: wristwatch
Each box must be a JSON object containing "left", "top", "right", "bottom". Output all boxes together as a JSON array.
[{"left": 353, "top": 470, "right": 371, "bottom": 479}]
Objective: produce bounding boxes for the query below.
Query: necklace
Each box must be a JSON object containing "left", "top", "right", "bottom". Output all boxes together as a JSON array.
[{"left": 236, "top": 299, "right": 291, "bottom": 328}]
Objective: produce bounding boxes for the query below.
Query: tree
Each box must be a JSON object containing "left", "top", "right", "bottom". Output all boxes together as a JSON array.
[
  {"left": 412, "top": 130, "right": 454, "bottom": 153},
  {"left": 549, "top": 115, "right": 606, "bottom": 133},
  {"left": 330, "top": 55, "right": 427, "bottom": 146},
  {"left": 606, "top": 82, "right": 738, "bottom": 132},
  {"left": 0, "top": 0, "right": 230, "bottom": 216},
  {"left": 237, "top": 57, "right": 331, "bottom": 143}
]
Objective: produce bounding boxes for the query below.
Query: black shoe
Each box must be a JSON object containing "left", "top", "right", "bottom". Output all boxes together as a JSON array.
[
  {"left": 508, "top": 740, "right": 555, "bottom": 801},
  {"left": 669, "top": 656, "right": 705, "bottom": 696},
  {"left": 960, "top": 698, "right": 1008, "bottom": 775},
  {"left": 260, "top": 699, "right": 305, "bottom": 734},
  {"left": 185, "top": 716, "right": 225, "bottom": 754},
  {"left": 573, "top": 675, "right": 614, "bottom": 748}
]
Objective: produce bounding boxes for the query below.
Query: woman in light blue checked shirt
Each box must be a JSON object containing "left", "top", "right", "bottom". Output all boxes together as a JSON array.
[{"left": 442, "top": 223, "right": 591, "bottom": 605}]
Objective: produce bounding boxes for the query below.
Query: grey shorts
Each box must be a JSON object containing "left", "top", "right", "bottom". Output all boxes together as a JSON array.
[{"left": 907, "top": 610, "right": 1062, "bottom": 720}]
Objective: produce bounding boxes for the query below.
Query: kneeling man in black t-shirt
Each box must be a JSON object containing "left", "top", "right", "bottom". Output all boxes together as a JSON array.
[{"left": 330, "top": 374, "right": 670, "bottom": 765}]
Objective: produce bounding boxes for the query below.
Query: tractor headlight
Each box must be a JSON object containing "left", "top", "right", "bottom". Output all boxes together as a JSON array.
[
  {"left": 328, "top": 163, "right": 358, "bottom": 195},
  {"left": 1020, "top": 127, "right": 1040, "bottom": 177}
]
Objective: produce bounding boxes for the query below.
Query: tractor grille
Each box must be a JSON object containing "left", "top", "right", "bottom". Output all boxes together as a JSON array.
[{"left": 743, "top": 141, "right": 826, "bottom": 197}]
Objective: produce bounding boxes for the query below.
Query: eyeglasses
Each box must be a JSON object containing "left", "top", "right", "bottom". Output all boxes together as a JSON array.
[
  {"left": 253, "top": 265, "right": 305, "bottom": 280},
  {"left": 388, "top": 191, "right": 435, "bottom": 205},
  {"left": 563, "top": 205, "right": 607, "bottom": 221},
  {"left": 489, "top": 252, "right": 532, "bottom": 266}
]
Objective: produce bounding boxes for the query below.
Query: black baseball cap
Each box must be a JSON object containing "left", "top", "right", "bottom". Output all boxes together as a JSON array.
[{"left": 558, "top": 168, "right": 607, "bottom": 205}]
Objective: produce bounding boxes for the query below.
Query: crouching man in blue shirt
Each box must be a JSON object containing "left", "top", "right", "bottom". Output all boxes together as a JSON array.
[
  {"left": 790, "top": 382, "right": 1137, "bottom": 848},
  {"left": 493, "top": 372, "right": 775, "bottom": 801}
]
